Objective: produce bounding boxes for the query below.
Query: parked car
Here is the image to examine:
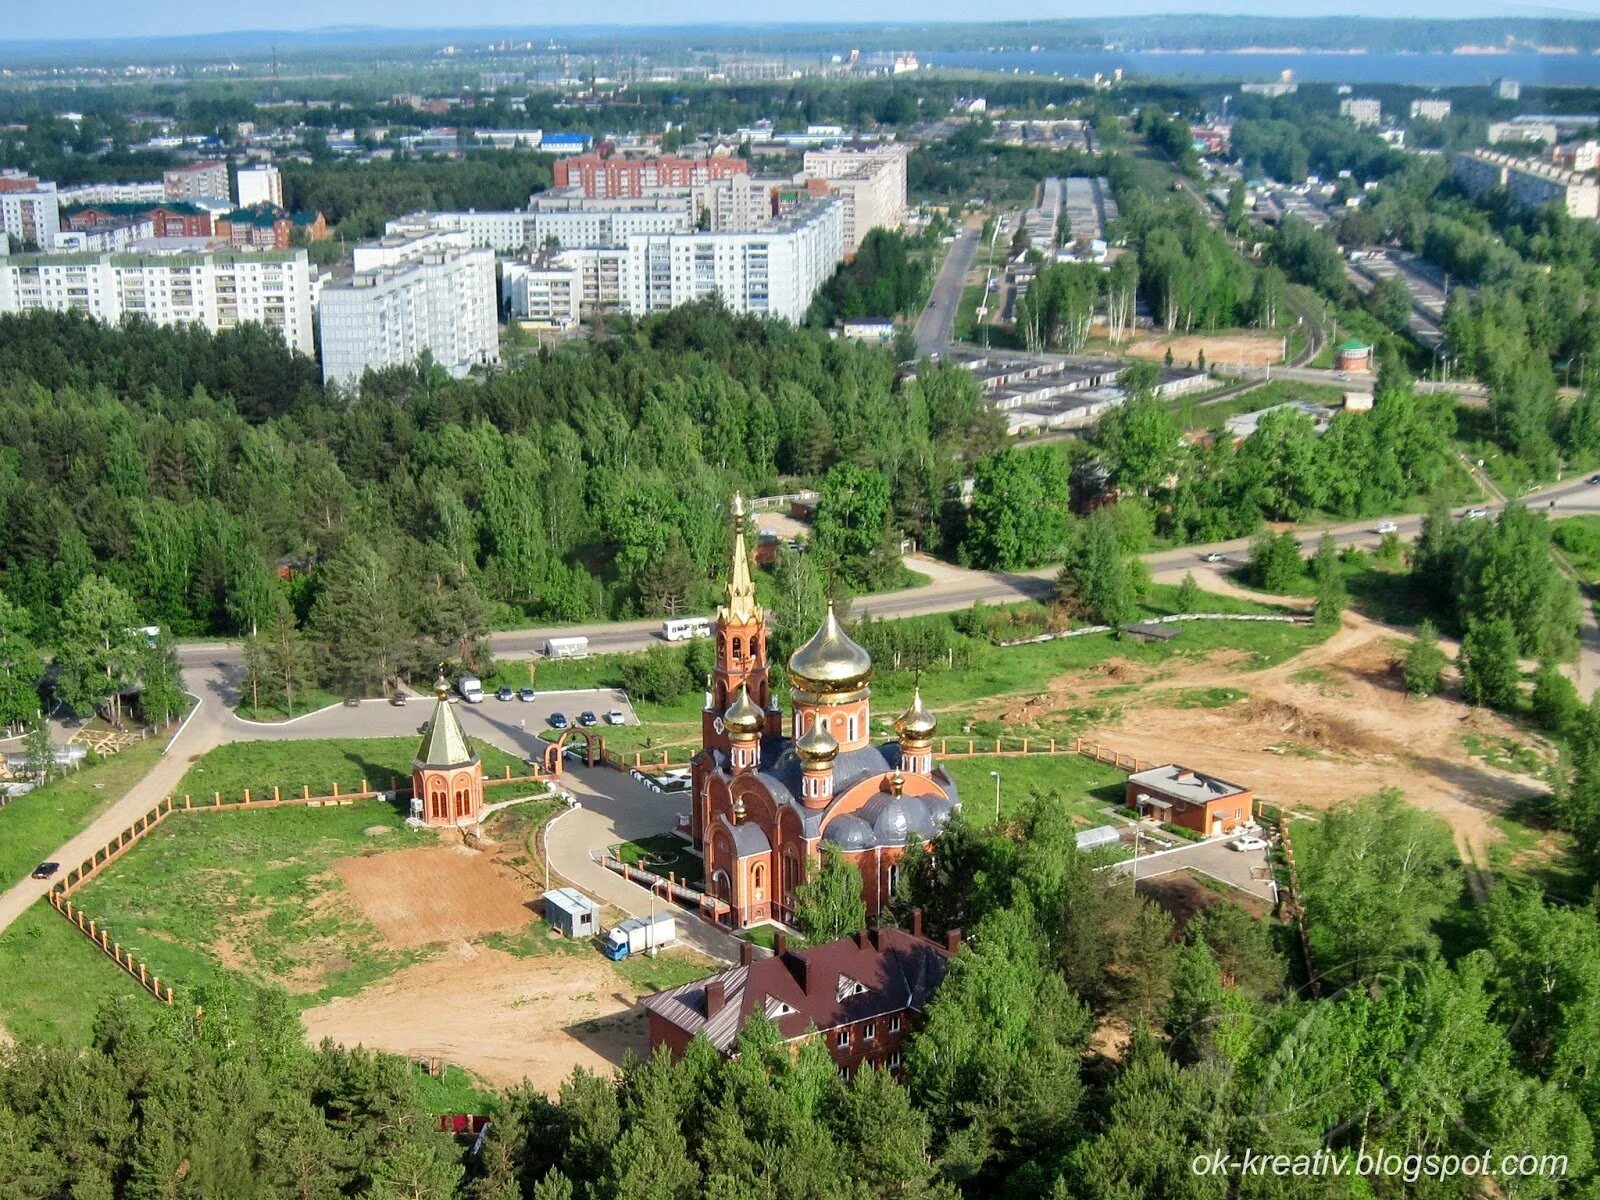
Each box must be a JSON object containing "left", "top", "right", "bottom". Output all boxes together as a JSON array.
[
  {"left": 1465, "top": 508, "right": 1489, "bottom": 520},
  {"left": 1589, "top": 474, "right": 1600, "bottom": 485},
  {"left": 1200, "top": 552, "right": 1226, "bottom": 563},
  {"left": 518, "top": 687, "right": 536, "bottom": 703},
  {"left": 606, "top": 709, "right": 625, "bottom": 725},
  {"left": 342, "top": 696, "right": 361, "bottom": 708},
  {"left": 496, "top": 686, "right": 514, "bottom": 702},
  {"left": 578, "top": 711, "right": 598, "bottom": 727},
  {"left": 31, "top": 862, "right": 59, "bottom": 880},
  {"left": 389, "top": 692, "right": 407, "bottom": 707},
  {"left": 1376, "top": 521, "right": 1398, "bottom": 534},
  {"left": 1231, "top": 835, "right": 1270, "bottom": 852},
  {"left": 548, "top": 712, "right": 570, "bottom": 730}
]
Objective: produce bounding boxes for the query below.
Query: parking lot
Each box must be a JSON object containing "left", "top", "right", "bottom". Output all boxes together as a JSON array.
[{"left": 1110, "top": 832, "right": 1277, "bottom": 902}]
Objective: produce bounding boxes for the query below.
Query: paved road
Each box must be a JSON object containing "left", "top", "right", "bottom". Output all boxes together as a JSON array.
[
  {"left": 914, "top": 224, "right": 981, "bottom": 359},
  {"left": 1108, "top": 833, "right": 1276, "bottom": 903}
]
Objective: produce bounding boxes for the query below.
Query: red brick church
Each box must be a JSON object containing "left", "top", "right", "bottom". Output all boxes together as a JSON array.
[{"left": 689, "top": 494, "right": 960, "bottom": 928}]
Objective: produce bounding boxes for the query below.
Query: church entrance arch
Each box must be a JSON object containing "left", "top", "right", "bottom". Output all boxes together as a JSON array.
[{"left": 541, "top": 730, "right": 604, "bottom": 775}]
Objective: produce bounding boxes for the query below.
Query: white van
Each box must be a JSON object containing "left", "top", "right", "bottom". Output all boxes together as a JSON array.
[{"left": 458, "top": 676, "right": 484, "bottom": 703}]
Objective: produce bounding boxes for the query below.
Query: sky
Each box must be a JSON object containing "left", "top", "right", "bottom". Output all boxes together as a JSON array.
[{"left": 4, "top": 0, "right": 1600, "bottom": 46}]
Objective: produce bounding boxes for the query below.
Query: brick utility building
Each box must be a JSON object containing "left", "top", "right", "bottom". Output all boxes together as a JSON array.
[
  {"left": 1127, "top": 764, "right": 1252, "bottom": 837},
  {"left": 644, "top": 916, "right": 956, "bottom": 1078},
  {"left": 554, "top": 153, "right": 750, "bottom": 198},
  {"left": 412, "top": 673, "right": 484, "bottom": 826},
  {"left": 690, "top": 494, "right": 959, "bottom": 929}
]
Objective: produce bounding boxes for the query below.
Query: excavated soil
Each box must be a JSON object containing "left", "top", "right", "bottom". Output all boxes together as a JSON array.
[{"left": 333, "top": 845, "right": 535, "bottom": 950}]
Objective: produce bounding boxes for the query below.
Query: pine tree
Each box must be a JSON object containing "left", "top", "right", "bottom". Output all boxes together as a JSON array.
[
  {"left": 1460, "top": 616, "right": 1521, "bottom": 711},
  {"left": 1165, "top": 937, "right": 1226, "bottom": 1065}
]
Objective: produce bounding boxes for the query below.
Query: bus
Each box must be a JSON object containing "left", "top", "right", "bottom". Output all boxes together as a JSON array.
[
  {"left": 544, "top": 636, "right": 590, "bottom": 659},
  {"left": 662, "top": 617, "right": 712, "bottom": 642}
]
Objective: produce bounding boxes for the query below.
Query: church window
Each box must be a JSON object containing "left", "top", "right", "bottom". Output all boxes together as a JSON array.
[
  {"left": 732, "top": 636, "right": 742, "bottom": 660},
  {"left": 887, "top": 863, "right": 900, "bottom": 893},
  {"left": 847, "top": 715, "right": 857, "bottom": 740}
]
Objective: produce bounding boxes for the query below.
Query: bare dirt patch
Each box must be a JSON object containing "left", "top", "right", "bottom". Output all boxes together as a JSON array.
[
  {"left": 1138, "top": 870, "right": 1271, "bottom": 933},
  {"left": 301, "top": 945, "right": 681, "bottom": 1092},
  {"left": 334, "top": 845, "right": 534, "bottom": 950},
  {"left": 1124, "top": 331, "right": 1287, "bottom": 368}
]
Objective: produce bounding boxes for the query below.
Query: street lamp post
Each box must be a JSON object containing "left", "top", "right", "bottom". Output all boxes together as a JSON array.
[{"left": 989, "top": 770, "right": 1001, "bottom": 823}]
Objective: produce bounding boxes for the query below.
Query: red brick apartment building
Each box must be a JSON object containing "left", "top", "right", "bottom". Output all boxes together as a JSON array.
[
  {"left": 644, "top": 915, "right": 956, "bottom": 1079},
  {"left": 554, "top": 153, "right": 750, "bottom": 197},
  {"left": 63, "top": 202, "right": 213, "bottom": 238}
]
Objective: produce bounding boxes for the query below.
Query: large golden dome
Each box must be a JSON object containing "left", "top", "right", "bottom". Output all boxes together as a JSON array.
[
  {"left": 723, "top": 684, "right": 764, "bottom": 739},
  {"left": 895, "top": 687, "right": 937, "bottom": 745},
  {"left": 788, "top": 602, "right": 872, "bottom": 694}
]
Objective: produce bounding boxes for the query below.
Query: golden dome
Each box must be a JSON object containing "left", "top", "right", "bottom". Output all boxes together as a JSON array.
[
  {"left": 895, "top": 687, "right": 937, "bottom": 745},
  {"left": 788, "top": 602, "right": 872, "bottom": 694},
  {"left": 795, "top": 721, "right": 840, "bottom": 768},
  {"left": 723, "top": 684, "right": 764, "bottom": 740}
]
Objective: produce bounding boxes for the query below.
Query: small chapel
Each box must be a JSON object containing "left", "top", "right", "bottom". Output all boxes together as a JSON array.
[
  {"left": 412, "top": 673, "right": 484, "bottom": 826},
  {"left": 689, "top": 494, "right": 960, "bottom": 929}
]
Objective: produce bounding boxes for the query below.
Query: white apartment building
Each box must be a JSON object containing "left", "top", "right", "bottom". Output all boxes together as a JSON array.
[
  {"left": 0, "top": 183, "right": 61, "bottom": 251},
  {"left": 56, "top": 180, "right": 167, "bottom": 206},
  {"left": 318, "top": 230, "right": 499, "bottom": 387},
  {"left": 1453, "top": 150, "right": 1600, "bottom": 220},
  {"left": 1339, "top": 98, "right": 1382, "bottom": 128},
  {"left": 385, "top": 198, "right": 693, "bottom": 254},
  {"left": 236, "top": 164, "right": 283, "bottom": 209},
  {"left": 531, "top": 204, "right": 690, "bottom": 249},
  {"left": 502, "top": 253, "right": 581, "bottom": 329},
  {"left": 1410, "top": 99, "right": 1452, "bottom": 122},
  {"left": 559, "top": 245, "right": 629, "bottom": 308},
  {"left": 799, "top": 145, "right": 908, "bottom": 252},
  {"left": 0, "top": 242, "right": 314, "bottom": 353},
  {"left": 688, "top": 175, "right": 776, "bottom": 232},
  {"left": 54, "top": 216, "right": 155, "bottom": 253},
  {"left": 1488, "top": 121, "right": 1557, "bottom": 146},
  {"left": 621, "top": 196, "right": 844, "bottom": 323},
  {"left": 164, "top": 161, "right": 230, "bottom": 203},
  {"left": 386, "top": 209, "right": 535, "bottom": 253}
]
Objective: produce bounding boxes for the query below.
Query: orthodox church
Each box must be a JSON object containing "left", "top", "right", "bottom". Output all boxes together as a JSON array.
[{"left": 689, "top": 494, "right": 960, "bottom": 929}]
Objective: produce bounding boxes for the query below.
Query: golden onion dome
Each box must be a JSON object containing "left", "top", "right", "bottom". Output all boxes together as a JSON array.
[
  {"left": 787, "top": 601, "right": 872, "bottom": 693},
  {"left": 723, "top": 684, "right": 764, "bottom": 739},
  {"left": 795, "top": 721, "right": 840, "bottom": 768},
  {"left": 895, "top": 687, "right": 938, "bottom": 744}
]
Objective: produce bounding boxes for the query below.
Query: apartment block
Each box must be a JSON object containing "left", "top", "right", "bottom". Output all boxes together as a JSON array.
[
  {"left": 0, "top": 181, "right": 61, "bottom": 250},
  {"left": 1488, "top": 121, "right": 1559, "bottom": 146},
  {"left": 1339, "top": 98, "right": 1382, "bottom": 128},
  {"left": 553, "top": 153, "right": 749, "bottom": 197},
  {"left": 1453, "top": 149, "right": 1600, "bottom": 220},
  {"left": 236, "top": 164, "right": 283, "bottom": 209},
  {"left": 0, "top": 243, "right": 314, "bottom": 353},
  {"left": 621, "top": 196, "right": 844, "bottom": 323},
  {"left": 688, "top": 175, "right": 777, "bottom": 232},
  {"left": 1409, "top": 98, "right": 1452, "bottom": 122},
  {"left": 164, "top": 161, "right": 230, "bottom": 203},
  {"left": 386, "top": 197, "right": 694, "bottom": 254},
  {"left": 56, "top": 180, "right": 167, "bottom": 206},
  {"left": 318, "top": 230, "right": 499, "bottom": 387},
  {"left": 502, "top": 252, "right": 581, "bottom": 329},
  {"left": 799, "top": 145, "right": 908, "bottom": 252},
  {"left": 1552, "top": 141, "right": 1600, "bottom": 173}
]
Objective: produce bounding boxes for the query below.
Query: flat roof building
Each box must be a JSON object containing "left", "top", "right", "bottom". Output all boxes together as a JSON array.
[
  {"left": 1453, "top": 150, "right": 1600, "bottom": 220},
  {"left": 799, "top": 145, "right": 908, "bottom": 253},
  {"left": 554, "top": 153, "right": 749, "bottom": 198},
  {"left": 163, "top": 160, "right": 230, "bottom": 204},
  {"left": 1126, "top": 764, "right": 1253, "bottom": 837}
]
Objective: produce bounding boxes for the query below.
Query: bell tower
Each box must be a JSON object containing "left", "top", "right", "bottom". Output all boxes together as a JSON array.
[{"left": 703, "top": 493, "right": 773, "bottom": 753}]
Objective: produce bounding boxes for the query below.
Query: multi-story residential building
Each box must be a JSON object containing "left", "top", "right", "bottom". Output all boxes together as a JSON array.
[
  {"left": 56, "top": 180, "right": 167, "bottom": 206},
  {"left": 317, "top": 230, "right": 499, "bottom": 387},
  {"left": 0, "top": 242, "right": 314, "bottom": 353},
  {"left": 235, "top": 164, "right": 283, "bottom": 209},
  {"left": 1339, "top": 98, "right": 1383, "bottom": 128},
  {"left": 163, "top": 161, "right": 230, "bottom": 203},
  {"left": 1453, "top": 149, "right": 1600, "bottom": 219},
  {"left": 54, "top": 216, "right": 156, "bottom": 253},
  {"left": 385, "top": 197, "right": 694, "bottom": 254},
  {"left": 798, "top": 145, "right": 908, "bottom": 253},
  {"left": 1489, "top": 121, "right": 1559, "bottom": 146},
  {"left": 622, "top": 196, "right": 844, "bottom": 323},
  {"left": 502, "top": 251, "right": 581, "bottom": 329},
  {"left": 554, "top": 153, "right": 750, "bottom": 197},
  {"left": 214, "top": 205, "right": 328, "bottom": 250},
  {"left": 559, "top": 245, "right": 629, "bottom": 308},
  {"left": 63, "top": 201, "right": 213, "bottom": 239},
  {"left": 1410, "top": 98, "right": 1452, "bottom": 122},
  {"left": 1552, "top": 140, "right": 1600, "bottom": 173},
  {"left": 1497, "top": 77, "right": 1522, "bottom": 101},
  {"left": 0, "top": 179, "right": 61, "bottom": 251},
  {"left": 645, "top": 919, "right": 956, "bottom": 1079},
  {"left": 688, "top": 174, "right": 778, "bottom": 232}
]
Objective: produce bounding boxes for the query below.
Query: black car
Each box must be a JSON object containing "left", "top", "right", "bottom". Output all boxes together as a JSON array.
[
  {"left": 496, "top": 685, "right": 514, "bottom": 702},
  {"left": 390, "top": 692, "right": 407, "bottom": 707},
  {"left": 549, "top": 712, "right": 570, "bottom": 730},
  {"left": 31, "top": 862, "right": 59, "bottom": 880},
  {"left": 578, "top": 711, "right": 598, "bottom": 727}
]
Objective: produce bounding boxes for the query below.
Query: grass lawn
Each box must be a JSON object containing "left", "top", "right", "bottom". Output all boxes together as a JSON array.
[
  {"left": 73, "top": 799, "right": 431, "bottom": 1006},
  {"left": 617, "top": 834, "right": 703, "bottom": 887},
  {"left": 0, "top": 739, "right": 168, "bottom": 889},
  {"left": 941, "top": 753, "right": 1128, "bottom": 828},
  {"left": 1486, "top": 811, "right": 1590, "bottom": 905},
  {"left": 234, "top": 686, "right": 346, "bottom": 723},
  {"left": 1170, "top": 378, "right": 1351, "bottom": 434},
  {"left": 0, "top": 901, "right": 153, "bottom": 1045},
  {"left": 413, "top": 1064, "right": 501, "bottom": 1117},
  {"left": 175, "top": 737, "right": 531, "bottom": 803},
  {"left": 611, "top": 950, "right": 716, "bottom": 993}
]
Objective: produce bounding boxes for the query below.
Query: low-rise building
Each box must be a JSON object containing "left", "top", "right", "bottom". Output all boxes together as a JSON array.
[
  {"left": 63, "top": 201, "right": 213, "bottom": 239},
  {"left": 1339, "top": 98, "right": 1382, "bottom": 128},
  {"left": 215, "top": 204, "right": 328, "bottom": 250},
  {"left": 1127, "top": 764, "right": 1253, "bottom": 837},
  {"left": 0, "top": 242, "right": 315, "bottom": 354},
  {"left": 1453, "top": 150, "right": 1600, "bottom": 219},
  {"left": 1488, "top": 121, "right": 1558, "bottom": 146},
  {"left": 644, "top": 917, "right": 955, "bottom": 1078},
  {"left": 317, "top": 230, "right": 499, "bottom": 387},
  {"left": 1410, "top": 98, "right": 1452, "bottom": 122}
]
